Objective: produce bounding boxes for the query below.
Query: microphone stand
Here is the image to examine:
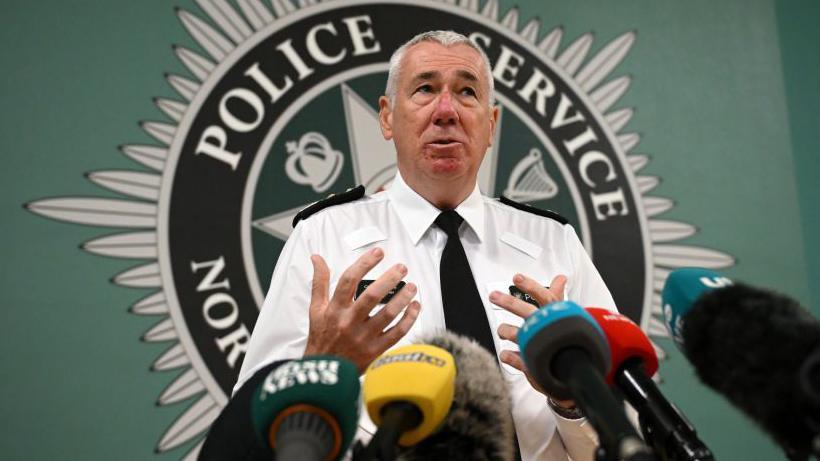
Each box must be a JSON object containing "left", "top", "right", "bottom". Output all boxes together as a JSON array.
[
  {"left": 615, "top": 361, "right": 713, "bottom": 461},
  {"left": 352, "top": 402, "right": 422, "bottom": 461},
  {"left": 555, "top": 349, "right": 657, "bottom": 461}
]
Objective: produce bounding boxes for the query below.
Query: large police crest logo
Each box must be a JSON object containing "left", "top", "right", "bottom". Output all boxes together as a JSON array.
[{"left": 26, "top": 0, "right": 733, "bottom": 458}]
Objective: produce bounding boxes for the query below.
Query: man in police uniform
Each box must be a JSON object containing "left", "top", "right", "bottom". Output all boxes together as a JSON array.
[{"left": 235, "top": 30, "right": 617, "bottom": 461}]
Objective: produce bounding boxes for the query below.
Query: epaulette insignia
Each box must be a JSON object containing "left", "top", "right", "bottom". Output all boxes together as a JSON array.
[
  {"left": 499, "top": 195, "right": 569, "bottom": 225},
  {"left": 292, "top": 185, "right": 366, "bottom": 228}
]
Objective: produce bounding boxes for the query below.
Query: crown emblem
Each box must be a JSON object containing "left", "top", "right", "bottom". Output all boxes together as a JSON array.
[{"left": 285, "top": 132, "right": 344, "bottom": 193}]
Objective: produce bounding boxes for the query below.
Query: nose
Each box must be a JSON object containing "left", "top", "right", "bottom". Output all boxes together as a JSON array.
[{"left": 432, "top": 90, "right": 458, "bottom": 126}]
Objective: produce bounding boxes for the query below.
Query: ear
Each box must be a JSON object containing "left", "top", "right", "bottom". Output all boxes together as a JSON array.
[
  {"left": 378, "top": 96, "right": 393, "bottom": 141},
  {"left": 487, "top": 104, "right": 500, "bottom": 145}
]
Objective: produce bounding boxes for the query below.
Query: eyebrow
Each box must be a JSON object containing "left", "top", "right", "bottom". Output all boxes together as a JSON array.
[
  {"left": 410, "top": 71, "right": 439, "bottom": 85},
  {"left": 409, "top": 69, "right": 480, "bottom": 85},
  {"left": 456, "top": 70, "right": 479, "bottom": 83}
]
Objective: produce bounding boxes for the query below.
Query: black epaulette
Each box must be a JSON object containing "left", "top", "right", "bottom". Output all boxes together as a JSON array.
[
  {"left": 292, "top": 185, "right": 366, "bottom": 228},
  {"left": 498, "top": 195, "right": 569, "bottom": 225}
]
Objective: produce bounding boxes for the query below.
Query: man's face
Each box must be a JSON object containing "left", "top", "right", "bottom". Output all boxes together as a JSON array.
[{"left": 379, "top": 41, "right": 499, "bottom": 190}]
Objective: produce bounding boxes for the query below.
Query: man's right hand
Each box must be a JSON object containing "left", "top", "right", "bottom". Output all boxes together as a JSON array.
[{"left": 303, "top": 247, "right": 421, "bottom": 372}]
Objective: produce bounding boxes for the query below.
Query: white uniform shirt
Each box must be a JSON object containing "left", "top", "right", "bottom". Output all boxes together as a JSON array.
[{"left": 236, "top": 173, "right": 617, "bottom": 461}]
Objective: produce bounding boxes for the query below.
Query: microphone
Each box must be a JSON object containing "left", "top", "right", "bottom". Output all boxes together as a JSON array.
[
  {"left": 200, "top": 360, "right": 292, "bottom": 461},
  {"left": 586, "top": 307, "right": 713, "bottom": 461},
  {"left": 661, "top": 268, "right": 733, "bottom": 351},
  {"left": 801, "top": 348, "right": 820, "bottom": 419},
  {"left": 357, "top": 343, "right": 456, "bottom": 460},
  {"left": 357, "top": 332, "right": 516, "bottom": 461},
  {"left": 662, "top": 268, "right": 820, "bottom": 460},
  {"left": 397, "top": 331, "right": 516, "bottom": 460},
  {"left": 518, "top": 301, "right": 656, "bottom": 461},
  {"left": 251, "top": 356, "right": 361, "bottom": 461}
]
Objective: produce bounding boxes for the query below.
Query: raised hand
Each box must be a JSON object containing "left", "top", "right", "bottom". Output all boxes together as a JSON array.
[
  {"left": 303, "top": 247, "right": 421, "bottom": 372},
  {"left": 491, "top": 273, "right": 576, "bottom": 409}
]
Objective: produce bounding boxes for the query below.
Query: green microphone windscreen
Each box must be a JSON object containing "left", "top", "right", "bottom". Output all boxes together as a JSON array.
[{"left": 251, "top": 356, "right": 360, "bottom": 460}]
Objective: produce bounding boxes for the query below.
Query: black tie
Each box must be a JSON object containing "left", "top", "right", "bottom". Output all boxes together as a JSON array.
[
  {"left": 436, "top": 211, "right": 524, "bottom": 461},
  {"left": 435, "top": 210, "right": 496, "bottom": 355}
]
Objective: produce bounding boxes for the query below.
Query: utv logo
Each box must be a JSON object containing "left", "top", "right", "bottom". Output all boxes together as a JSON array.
[{"left": 26, "top": 0, "right": 733, "bottom": 458}]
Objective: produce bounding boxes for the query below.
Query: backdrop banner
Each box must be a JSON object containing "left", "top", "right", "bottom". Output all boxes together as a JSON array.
[{"left": 5, "top": 1, "right": 816, "bottom": 460}]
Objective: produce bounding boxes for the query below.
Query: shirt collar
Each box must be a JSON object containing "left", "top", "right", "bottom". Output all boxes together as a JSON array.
[{"left": 387, "top": 172, "right": 486, "bottom": 244}]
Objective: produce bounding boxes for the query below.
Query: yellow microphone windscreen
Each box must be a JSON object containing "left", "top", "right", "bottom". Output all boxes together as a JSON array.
[{"left": 363, "top": 344, "right": 456, "bottom": 446}]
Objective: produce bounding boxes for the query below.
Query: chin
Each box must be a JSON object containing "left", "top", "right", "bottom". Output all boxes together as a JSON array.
[{"left": 427, "top": 158, "right": 468, "bottom": 176}]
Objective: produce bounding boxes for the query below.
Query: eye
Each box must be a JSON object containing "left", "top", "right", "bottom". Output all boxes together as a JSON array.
[
  {"left": 415, "top": 84, "right": 433, "bottom": 94},
  {"left": 460, "top": 87, "right": 477, "bottom": 97}
]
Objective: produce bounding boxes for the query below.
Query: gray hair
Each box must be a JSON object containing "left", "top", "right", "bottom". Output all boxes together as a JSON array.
[{"left": 385, "top": 30, "right": 495, "bottom": 108}]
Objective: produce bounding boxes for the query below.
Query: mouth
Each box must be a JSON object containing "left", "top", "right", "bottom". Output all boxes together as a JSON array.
[{"left": 427, "top": 138, "right": 462, "bottom": 147}]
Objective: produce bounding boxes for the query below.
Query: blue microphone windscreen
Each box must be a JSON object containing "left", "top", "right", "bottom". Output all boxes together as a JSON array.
[
  {"left": 517, "top": 301, "right": 609, "bottom": 399},
  {"left": 518, "top": 301, "right": 603, "bottom": 353},
  {"left": 661, "top": 268, "right": 732, "bottom": 347}
]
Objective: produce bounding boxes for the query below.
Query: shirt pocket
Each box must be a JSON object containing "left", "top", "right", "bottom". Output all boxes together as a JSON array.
[
  {"left": 362, "top": 280, "right": 421, "bottom": 333},
  {"left": 486, "top": 281, "right": 526, "bottom": 376}
]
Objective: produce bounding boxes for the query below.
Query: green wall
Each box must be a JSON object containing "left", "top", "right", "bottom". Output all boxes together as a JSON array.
[
  {"left": 776, "top": 0, "right": 820, "bottom": 308},
  {"left": 2, "top": 1, "right": 817, "bottom": 460}
]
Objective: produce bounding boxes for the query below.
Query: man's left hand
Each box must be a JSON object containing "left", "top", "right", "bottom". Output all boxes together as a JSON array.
[{"left": 490, "top": 273, "right": 576, "bottom": 409}]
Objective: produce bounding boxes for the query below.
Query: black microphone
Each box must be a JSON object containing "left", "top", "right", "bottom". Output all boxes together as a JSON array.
[
  {"left": 801, "top": 348, "right": 820, "bottom": 421},
  {"left": 586, "top": 308, "right": 713, "bottom": 461},
  {"left": 662, "top": 268, "right": 820, "bottom": 461},
  {"left": 518, "top": 301, "right": 656, "bottom": 461}
]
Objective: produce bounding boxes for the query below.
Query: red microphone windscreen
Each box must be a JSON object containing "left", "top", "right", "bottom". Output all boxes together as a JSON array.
[{"left": 586, "top": 308, "right": 659, "bottom": 383}]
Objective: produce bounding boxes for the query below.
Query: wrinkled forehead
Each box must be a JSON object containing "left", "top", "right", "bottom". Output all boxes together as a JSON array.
[{"left": 399, "top": 42, "right": 489, "bottom": 88}]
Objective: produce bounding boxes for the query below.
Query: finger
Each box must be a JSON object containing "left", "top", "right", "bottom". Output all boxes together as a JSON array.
[
  {"left": 513, "top": 273, "right": 553, "bottom": 305},
  {"left": 380, "top": 300, "right": 421, "bottom": 347},
  {"left": 309, "top": 255, "right": 330, "bottom": 311},
  {"left": 551, "top": 397, "right": 577, "bottom": 409},
  {"left": 352, "top": 263, "right": 408, "bottom": 318},
  {"left": 513, "top": 273, "right": 565, "bottom": 306},
  {"left": 501, "top": 351, "right": 549, "bottom": 395},
  {"left": 369, "top": 282, "right": 417, "bottom": 331},
  {"left": 499, "top": 350, "right": 528, "bottom": 374},
  {"left": 497, "top": 323, "right": 519, "bottom": 343},
  {"left": 489, "top": 290, "right": 537, "bottom": 318},
  {"left": 329, "top": 247, "right": 385, "bottom": 307},
  {"left": 549, "top": 274, "right": 568, "bottom": 301}
]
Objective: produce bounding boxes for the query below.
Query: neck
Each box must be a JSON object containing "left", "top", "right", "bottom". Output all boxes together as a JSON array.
[{"left": 400, "top": 171, "right": 475, "bottom": 210}]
